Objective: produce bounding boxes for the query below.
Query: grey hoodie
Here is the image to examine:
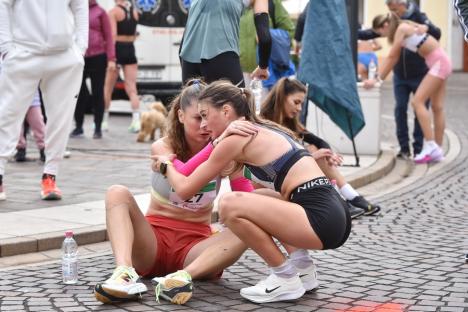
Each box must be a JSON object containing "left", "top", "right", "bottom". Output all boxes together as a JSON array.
[{"left": 0, "top": 0, "right": 88, "bottom": 55}]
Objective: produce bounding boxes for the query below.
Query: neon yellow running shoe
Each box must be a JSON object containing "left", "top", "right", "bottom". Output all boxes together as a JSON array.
[{"left": 152, "top": 270, "right": 193, "bottom": 305}]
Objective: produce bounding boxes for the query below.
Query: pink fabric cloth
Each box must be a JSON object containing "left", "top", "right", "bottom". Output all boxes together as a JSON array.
[
  {"left": 230, "top": 177, "right": 254, "bottom": 192},
  {"left": 86, "top": 1, "right": 115, "bottom": 61},
  {"left": 17, "top": 106, "right": 45, "bottom": 149},
  {"left": 172, "top": 143, "right": 254, "bottom": 192},
  {"left": 425, "top": 47, "right": 452, "bottom": 80},
  {"left": 172, "top": 143, "right": 214, "bottom": 175}
]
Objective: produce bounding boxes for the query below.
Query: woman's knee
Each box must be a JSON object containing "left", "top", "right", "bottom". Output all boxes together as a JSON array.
[
  {"left": 105, "top": 185, "right": 132, "bottom": 207},
  {"left": 431, "top": 103, "right": 444, "bottom": 114},
  {"left": 218, "top": 192, "right": 245, "bottom": 222}
]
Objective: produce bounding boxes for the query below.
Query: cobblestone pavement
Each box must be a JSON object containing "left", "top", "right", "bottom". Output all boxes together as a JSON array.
[{"left": 0, "top": 75, "right": 467, "bottom": 311}]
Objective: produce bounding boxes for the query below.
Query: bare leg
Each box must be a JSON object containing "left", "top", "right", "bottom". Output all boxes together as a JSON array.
[
  {"left": 104, "top": 67, "right": 119, "bottom": 111},
  {"left": 431, "top": 81, "right": 446, "bottom": 146},
  {"left": 123, "top": 64, "right": 140, "bottom": 111},
  {"left": 218, "top": 192, "right": 323, "bottom": 267},
  {"left": 251, "top": 189, "right": 300, "bottom": 256},
  {"left": 357, "top": 63, "right": 368, "bottom": 80},
  {"left": 411, "top": 74, "right": 444, "bottom": 141},
  {"left": 105, "top": 185, "right": 157, "bottom": 273},
  {"left": 183, "top": 229, "right": 247, "bottom": 280}
]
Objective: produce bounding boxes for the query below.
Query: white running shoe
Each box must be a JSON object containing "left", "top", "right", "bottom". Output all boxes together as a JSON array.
[
  {"left": 297, "top": 264, "right": 319, "bottom": 291},
  {"left": 152, "top": 270, "right": 193, "bottom": 305},
  {"left": 240, "top": 273, "right": 305, "bottom": 303},
  {"left": 0, "top": 183, "right": 5, "bottom": 201},
  {"left": 94, "top": 266, "right": 147, "bottom": 304},
  {"left": 414, "top": 143, "right": 443, "bottom": 164}
]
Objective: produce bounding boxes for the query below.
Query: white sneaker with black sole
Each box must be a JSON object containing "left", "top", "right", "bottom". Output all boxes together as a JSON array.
[
  {"left": 297, "top": 264, "right": 319, "bottom": 291},
  {"left": 240, "top": 273, "right": 305, "bottom": 303},
  {"left": 94, "top": 266, "right": 147, "bottom": 304}
]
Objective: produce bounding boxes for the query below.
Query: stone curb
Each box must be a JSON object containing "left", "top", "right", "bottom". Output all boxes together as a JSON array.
[
  {"left": 0, "top": 226, "right": 107, "bottom": 258},
  {"left": 346, "top": 148, "right": 395, "bottom": 189},
  {"left": 0, "top": 147, "right": 397, "bottom": 258}
]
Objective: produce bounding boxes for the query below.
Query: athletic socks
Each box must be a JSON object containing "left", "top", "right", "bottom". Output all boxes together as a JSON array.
[
  {"left": 132, "top": 111, "right": 140, "bottom": 121},
  {"left": 289, "top": 249, "right": 314, "bottom": 270},
  {"left": 271, "top": 260, "right": 297, "bottom": 279},
  {"left": 340, "top": 183, "right": 360, "bottom": 201}
]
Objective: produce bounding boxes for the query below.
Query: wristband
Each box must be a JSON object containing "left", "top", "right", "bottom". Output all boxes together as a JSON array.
[{"left": 159, "top": 160, "right": 173, "bottom": 177}]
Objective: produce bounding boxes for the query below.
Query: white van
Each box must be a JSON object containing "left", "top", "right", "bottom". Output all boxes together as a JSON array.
[{"left": 97, "top": 0, "right": 188, "bottom": 104}]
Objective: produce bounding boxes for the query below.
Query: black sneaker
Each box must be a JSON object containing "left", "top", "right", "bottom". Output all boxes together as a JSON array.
[
  {"left": 93, "top": 130, "right": 102, "bottom": 139},
  {"left": 14, "top": 148, "right": 26, "bottom": 162},
  {"left": 396, "top": 150, "right": 411, "bottom": 160},
  {"left": 70, "top": 128, "right": 84, "bottom": 138},
  {"left": 348, "top": 196, "right": 381, "bottom": 216},
  {"left": 39, "top": 149, "right": 46, "bottom": 162},
  {"left": 347, "top": 202, "right": 365, "bottom": 219}
]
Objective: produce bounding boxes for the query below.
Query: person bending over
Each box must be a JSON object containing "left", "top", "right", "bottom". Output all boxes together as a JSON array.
[{"left": 364, "top": 13, "right": 452, "bottom": 164}]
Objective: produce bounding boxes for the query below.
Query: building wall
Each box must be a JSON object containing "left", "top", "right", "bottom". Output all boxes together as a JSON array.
[{"left": 420, "top": 0, "right": 449, "bottom": 50}]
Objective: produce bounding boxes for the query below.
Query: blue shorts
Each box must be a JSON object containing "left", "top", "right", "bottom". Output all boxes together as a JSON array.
[{"left": 358, "top": 52, "right": 378, "bottom": 69}]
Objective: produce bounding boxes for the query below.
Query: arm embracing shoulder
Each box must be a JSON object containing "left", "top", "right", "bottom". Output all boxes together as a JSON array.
[
  {"left": 166, "top": 136, "right": 247, "bottom": 200},
  {"left": 414, "top": 11, "right": 441, "bottom": 40}
]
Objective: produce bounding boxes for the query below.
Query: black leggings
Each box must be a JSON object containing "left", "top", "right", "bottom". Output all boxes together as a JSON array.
[
  {"left": 289, "top": 177, "right": 351, "bottom": 250},
  {"left": 74, "top": 53, "right": 107, "bottom": 131},
  {"left": 181, "top": 51, "right": 245, "bottom": 87}
]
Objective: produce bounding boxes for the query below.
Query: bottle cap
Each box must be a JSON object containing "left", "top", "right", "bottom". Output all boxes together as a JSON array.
[
  {"left": 330, "top": 179, "right": 337, "bottom": 185},
  {"left": 65, "top": 231, "right": 73, "bottom": 238}
]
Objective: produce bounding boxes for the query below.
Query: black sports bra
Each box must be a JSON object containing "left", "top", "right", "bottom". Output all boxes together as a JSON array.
[
  {"left": 243, "top": 125, "right": 312, "bottom": 191},
  {"left": 117, "top": 4, "right": 137, "bottom": 36}
]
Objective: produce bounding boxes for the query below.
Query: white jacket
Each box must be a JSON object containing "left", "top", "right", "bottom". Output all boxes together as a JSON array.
[{"left": 0, "top": 0, "right": 88, "bottom": 55}]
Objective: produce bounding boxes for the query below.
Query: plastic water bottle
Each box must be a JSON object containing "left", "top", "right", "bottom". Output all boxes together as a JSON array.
[
  {"left": 368, "top": 59, "right": 377, "bottom": 80},
  {"left": 250, "top": 78, "right": 263, "bottom": 115},
  {"left": 62, "top": 231, "right": 78, "bottom": 284}
]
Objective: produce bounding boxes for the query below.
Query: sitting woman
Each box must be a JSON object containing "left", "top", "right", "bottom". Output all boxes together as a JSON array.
[
  {"left": 260, "top": 77, "right": 381, "bottom": 218},
  {"left": 152, "top": 81, "right": 352, "bottom": 304},
  {"left": 364, "top": 13, "right": 452, "bottom": 164},
  {"left": 94, "top": 80, "right": 255, "bottom": 305}
]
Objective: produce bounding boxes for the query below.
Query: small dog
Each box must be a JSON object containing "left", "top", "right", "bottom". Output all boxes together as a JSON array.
[{"left": 137, "top": 101, "right": 168, "bottom": 142}]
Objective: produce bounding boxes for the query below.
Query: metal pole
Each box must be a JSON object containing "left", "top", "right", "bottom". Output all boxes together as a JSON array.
[
  {"left": 345, "top": 0, "right": 360, "bottom": 167},
  {"left": 345, "top": 0, "right": 359, "bottom": 79}
]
